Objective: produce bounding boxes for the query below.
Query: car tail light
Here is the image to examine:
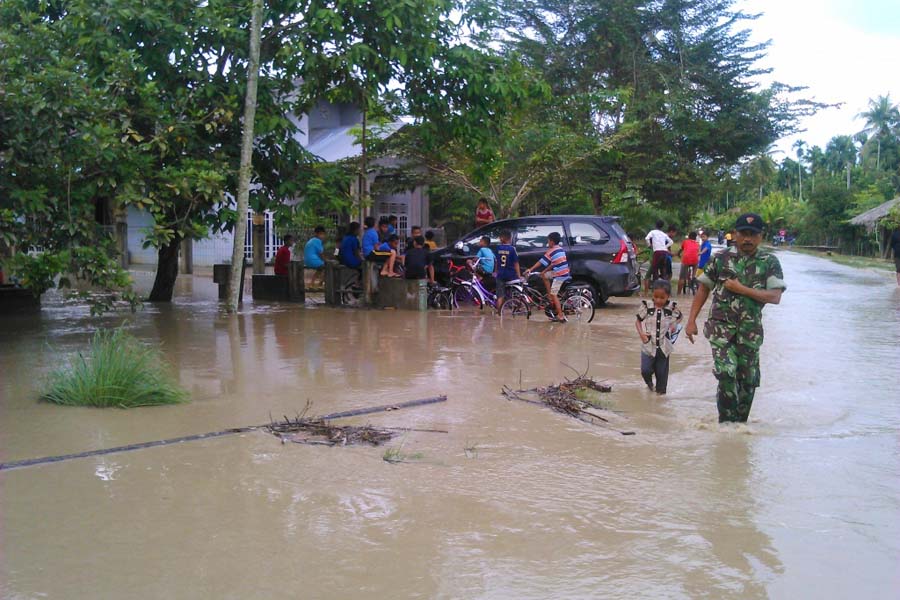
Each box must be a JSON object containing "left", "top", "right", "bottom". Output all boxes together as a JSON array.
[{"left": 612, "top": 239, "right": 629, "bottom": 264}]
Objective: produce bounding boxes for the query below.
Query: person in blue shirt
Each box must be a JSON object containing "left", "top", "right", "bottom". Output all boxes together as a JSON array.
[
  {"left": 387, "top": 215, "right": 398, "bottom": 236},
  {"left": 303, "top": 226, "right": 327, "bottom": 286},
  {"left": 362, "top": 216, "right": 400, "bottom": 277},
  {"left": 697, "top": 231, "right": 713, "bottom": 276},
  {"left": 339, "top": 222, "right": 362, "bottom": 269},
  {"left": 376, "top": 234, "right": 401, "bottom": 277},
  {"left": 467, "top": 235, "right": 495, "bottom": 274},
  {"left": 494, "top": 229, "right": 522, "bottom": 312},
  {"left": 362, "top": 216, "right": 380, "bottom": 258}
]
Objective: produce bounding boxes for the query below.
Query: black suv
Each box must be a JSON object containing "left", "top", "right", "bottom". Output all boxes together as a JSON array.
[{"left": 433, "top": 215, "right": 640, "bottom": 305}]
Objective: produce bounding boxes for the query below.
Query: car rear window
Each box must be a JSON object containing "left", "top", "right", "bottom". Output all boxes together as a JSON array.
[
  {"left": 608, "top": 221, "right": 630, "bottom": 242},
  {"left": 568, "top": 222, "right": 611, "bottom": 245}
]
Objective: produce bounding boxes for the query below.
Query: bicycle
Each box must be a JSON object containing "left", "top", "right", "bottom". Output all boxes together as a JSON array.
[
  {"left": 678, "top": 264, "right": 698, "bottom": 295},
  {"left": 450, "top": 258, "right": 530, "bottom": 318},
  {"left": 428, "top": 281, "right": 453, "bottom": 309},
  {"left": 516, "top": 276, "right": 595, "bottom": 323},
  {"left": 337, "top": 268, "right": 363, "bottom": 306}
]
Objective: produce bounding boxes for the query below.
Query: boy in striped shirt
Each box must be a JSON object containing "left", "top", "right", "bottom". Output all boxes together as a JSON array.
[{"left": 524, "top": 231, "right": 571, "bottom": 322}]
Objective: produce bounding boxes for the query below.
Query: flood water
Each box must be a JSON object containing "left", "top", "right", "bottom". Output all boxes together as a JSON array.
[{"left": 1, "top": 251, "right": 899, "bottom": 599}]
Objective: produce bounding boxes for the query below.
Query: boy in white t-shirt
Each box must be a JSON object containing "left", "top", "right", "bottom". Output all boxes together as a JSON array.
[{"left": 645, "top": 220, "right": 673, "bottom": 282}]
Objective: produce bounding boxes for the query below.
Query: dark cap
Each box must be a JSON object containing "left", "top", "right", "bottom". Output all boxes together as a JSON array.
[{"left": 734, "top": 213, "right": 765, "bottom": 233}]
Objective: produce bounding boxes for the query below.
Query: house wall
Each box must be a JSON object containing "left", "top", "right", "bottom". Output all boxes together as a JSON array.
[
  {"left": 126, "top": 207, "right": 282, "bottom": 268},
  {"left": 126, "top": 206, "right": 158, "bottom": 265}
]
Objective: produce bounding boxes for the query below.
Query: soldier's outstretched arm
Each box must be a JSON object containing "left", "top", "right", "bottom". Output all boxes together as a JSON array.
[
  {"left": 722, "top": 279, "right": 783, "bottom": 305},
  {"left": 685, "top": 284, "right": 711, "bottom": 343}
]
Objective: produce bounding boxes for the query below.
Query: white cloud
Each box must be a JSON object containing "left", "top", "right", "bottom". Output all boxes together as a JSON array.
[{"left": 740, "top": 0, "right": 900, "bottom": 155}]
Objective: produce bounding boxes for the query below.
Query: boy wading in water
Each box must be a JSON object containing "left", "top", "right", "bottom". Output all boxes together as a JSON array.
[
  {"left": 636, "top": 280, "right": 682, "bottom": 394},
  {"left": 685, "top": 213, "right": 786, "bottom": 423}
]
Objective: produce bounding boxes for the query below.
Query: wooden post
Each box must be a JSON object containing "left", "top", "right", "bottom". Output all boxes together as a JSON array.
[{"left": 252, "top": 213, "right": 266, "bottom": 274}]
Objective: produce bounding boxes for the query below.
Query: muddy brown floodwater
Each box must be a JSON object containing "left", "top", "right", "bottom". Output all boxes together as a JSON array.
[{"left": 1, "top": 251, "right": 899, "bottom": 599}]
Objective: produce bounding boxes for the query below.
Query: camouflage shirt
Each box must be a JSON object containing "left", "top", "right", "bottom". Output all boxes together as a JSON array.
[{"left": 696, "top": 247, "right": 786, "bottom": 344}]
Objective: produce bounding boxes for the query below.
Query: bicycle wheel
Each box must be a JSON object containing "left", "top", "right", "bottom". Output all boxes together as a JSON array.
[
  {"left": 563, "top": 294, "right": 595, "bottom": 323},
  {"left": 432, "top": 290, "right": 453, "bottom": 309},
  {"left": 452, "top": 283, "right": 482, "bottom": 309},
  {"left": 499, "top": 296, "right": 530, "bottom": 319},
  {"left": 340, "top": 287, "right": 362, "bottom": 306}
]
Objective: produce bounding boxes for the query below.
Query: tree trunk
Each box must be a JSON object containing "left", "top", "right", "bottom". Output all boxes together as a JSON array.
[
  {"left": 148, "top": 235, "right": 182, "bottom": 302},
  {"left": 846, "top": 163, "right": 851, "bottom": 190},
  {"left": 227, "top": 0, "right": 264, "bottom": 313},
  {"left": 591, "top": 190, "right": 604, "bottom": 215}
]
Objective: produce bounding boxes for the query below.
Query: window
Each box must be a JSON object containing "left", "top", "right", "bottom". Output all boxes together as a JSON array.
[
  {"left": 514, "top": 223, "right": 564, "bottom": 251},
  {"left": 568, "top": 222, "right": 610, "bottom": 245}
]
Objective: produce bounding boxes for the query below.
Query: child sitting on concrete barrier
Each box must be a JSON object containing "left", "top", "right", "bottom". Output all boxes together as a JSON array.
[
  {"left": 635, "top": 279, "right": 683, "bottom": 394},
  {"left": 376, "top": 234, "right": 402, "bottom": 277}
]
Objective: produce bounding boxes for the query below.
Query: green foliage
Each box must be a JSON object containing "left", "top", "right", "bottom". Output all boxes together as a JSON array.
[{"left": 42, "top": 329, "right": 187, "bottom": 408}]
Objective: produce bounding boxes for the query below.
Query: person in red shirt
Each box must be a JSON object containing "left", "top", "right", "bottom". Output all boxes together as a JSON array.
[
  {"left": 474, "top": 198, "right": 495, "bottom": 228},
  {"left": 273, "top": 234, "right": 294, "bottom": 276},
  {"left": 677, "top": 231, "right": 700, "bottom": 294}
]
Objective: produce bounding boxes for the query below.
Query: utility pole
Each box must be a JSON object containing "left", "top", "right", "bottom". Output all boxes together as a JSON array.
[{"left": 227, "top": 0, "right": 264, "bottom": 313}]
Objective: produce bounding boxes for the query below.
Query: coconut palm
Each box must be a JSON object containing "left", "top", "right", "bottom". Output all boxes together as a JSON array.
[
  {"left": 743, "top": 150, "right": 778, "bottom": 201},
  {"left": 825, "top": 135, "right": 856, "bottom": 190},
  {"left": 857, "top": 94, "right": 900, "bottom": 171}
]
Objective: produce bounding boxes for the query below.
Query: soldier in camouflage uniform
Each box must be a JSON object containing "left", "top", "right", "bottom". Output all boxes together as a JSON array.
[{"left": 685, "top": 213, "right": 786, "bottom": 422}]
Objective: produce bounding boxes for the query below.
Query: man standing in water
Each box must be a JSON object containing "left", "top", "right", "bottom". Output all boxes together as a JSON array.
[{"left": 685, "top": 213, "right": 786, "bottom": 422}]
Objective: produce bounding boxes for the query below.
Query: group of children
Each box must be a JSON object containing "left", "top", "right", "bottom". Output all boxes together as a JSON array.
[
  {"left": 644, "top": 222, "right": 714, "bottom": 295},
  {"left": 465, "top": 229, "right": 573, "bottom": 322},
  {"left": 335, "top": 216, "right": 439, "bottom": 281}
]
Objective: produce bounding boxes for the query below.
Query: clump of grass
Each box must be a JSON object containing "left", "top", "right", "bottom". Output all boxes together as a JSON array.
[
  {"left": 575, "top": 388, "right": 613, "bottom": 410},
  {"left": 382, "top": 442, "right": 424, "bottom": 464},
  {"left": 42, "top": 329, "right": 188, "bottom": 408}
]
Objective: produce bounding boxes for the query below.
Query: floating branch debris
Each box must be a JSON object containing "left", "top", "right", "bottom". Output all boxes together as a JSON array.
[
  {"left": 502, "top": 363, "right": 634, "bottom": 435},
  {"left": 266, "top": 399, "right": 449, "bottom": 446},
  {"left": 267, "top": 403, "right": 397, "bottom": 446}
]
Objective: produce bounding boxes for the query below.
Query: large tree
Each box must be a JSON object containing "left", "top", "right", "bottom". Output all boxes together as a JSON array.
[{"left": 489, "top": 0, "right": 818, "bottom": 211}]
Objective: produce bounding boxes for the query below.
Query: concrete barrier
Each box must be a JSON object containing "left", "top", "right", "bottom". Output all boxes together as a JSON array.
[
  {"left": 288, "top": 261, "right": 305, "bottom": 302},
  {"left": 0, "top": 285, "right": 40, "bottom": 312},
  {"left": 213, "top": 262, "right": 247, "bottom": 301},
  {"left": 376, "top": 277, "right": 428, "bottom": 311},
  {"left": 251, "top": 274, "right": 289, "bottom": 301}
]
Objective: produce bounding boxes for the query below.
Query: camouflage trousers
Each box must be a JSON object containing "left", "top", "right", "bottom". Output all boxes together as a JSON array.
[{"left": 706, "top": 323, "right": 762, "bottom": 423}]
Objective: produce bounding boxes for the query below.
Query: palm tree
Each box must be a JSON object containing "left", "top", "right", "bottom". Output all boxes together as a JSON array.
[
  {"left": 857, "top": 94, "right": 900, "bottom": 171},
  {"left": 825, "top": 135, "right": 856, "bottom": 190},
  {"left": 744, "top": 148, "right": 779, "bottom": 201},
  {"left": 807, "top": 145, "right": 825, "bottom": 193}
]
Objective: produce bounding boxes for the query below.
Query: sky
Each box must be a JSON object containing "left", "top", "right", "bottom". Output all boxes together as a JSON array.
[{"left": 740, "top": 0, "right": 900, "bottom": 157}]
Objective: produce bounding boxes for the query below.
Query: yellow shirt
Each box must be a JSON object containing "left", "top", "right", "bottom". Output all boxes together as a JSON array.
[{"left": 424, "top": 240, "right": 437, "bottom": 250}]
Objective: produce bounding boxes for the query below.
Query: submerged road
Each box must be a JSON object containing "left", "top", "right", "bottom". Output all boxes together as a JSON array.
[{"left": 1, "top": 250, "right": 898, "bottom": 598}]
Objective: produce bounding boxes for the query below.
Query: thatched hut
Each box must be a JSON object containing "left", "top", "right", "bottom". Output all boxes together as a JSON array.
[{"left": 849, "top": 198, "right": 900, "bottom": 258}]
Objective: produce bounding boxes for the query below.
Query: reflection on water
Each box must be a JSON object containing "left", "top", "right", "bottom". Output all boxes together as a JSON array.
[{"left": 1, "top": 252, "right": 899, "bottom": 598}]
